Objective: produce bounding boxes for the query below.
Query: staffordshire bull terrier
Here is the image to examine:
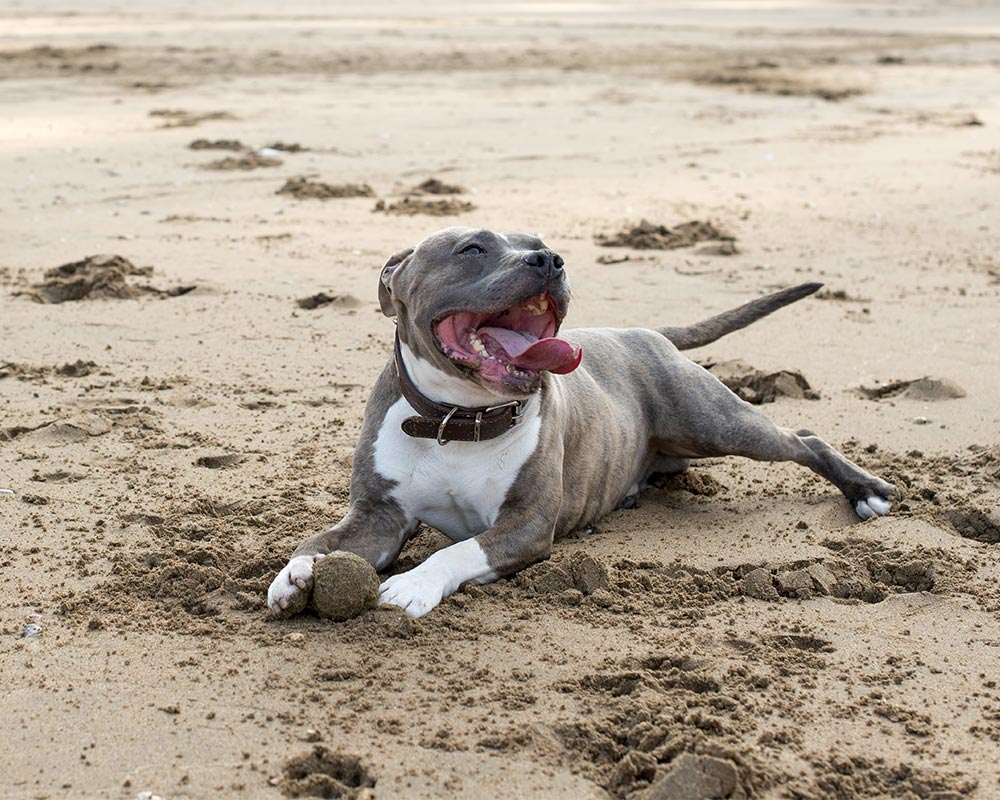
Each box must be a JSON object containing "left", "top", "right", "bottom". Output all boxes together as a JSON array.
[{"left": 268, "top": 227, "right": 893, "bottom": 618}]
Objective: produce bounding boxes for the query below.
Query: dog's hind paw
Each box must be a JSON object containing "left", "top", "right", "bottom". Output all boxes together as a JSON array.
[
  {"left": 267, "top": 554, "right": 324, "bottom": 618},
  {"left": 854, "top": 494, "right": 892, "bottom": 520}
]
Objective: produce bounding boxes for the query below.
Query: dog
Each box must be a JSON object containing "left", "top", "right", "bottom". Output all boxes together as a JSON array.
[{"left": 268, "top": 227, "right": 893, "bottom": 618}]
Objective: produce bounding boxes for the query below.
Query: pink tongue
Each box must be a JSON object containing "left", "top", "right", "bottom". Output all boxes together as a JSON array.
[{"left": 478, "top": 327, "right": 582, "bottom": 375}]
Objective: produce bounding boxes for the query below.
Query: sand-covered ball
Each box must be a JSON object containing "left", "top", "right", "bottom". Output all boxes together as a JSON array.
[{"left": 310, "top": 551, "right": 379, "bottom": 621}]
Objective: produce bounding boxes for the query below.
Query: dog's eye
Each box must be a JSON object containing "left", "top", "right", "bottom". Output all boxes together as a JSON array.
[{"left": 461, "top": 245, "right": 485, "bottom": 256}]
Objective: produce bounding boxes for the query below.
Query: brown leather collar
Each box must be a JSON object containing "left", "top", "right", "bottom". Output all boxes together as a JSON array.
[{"left": 394, "top": 334, "right": 524, "bottom": 445}]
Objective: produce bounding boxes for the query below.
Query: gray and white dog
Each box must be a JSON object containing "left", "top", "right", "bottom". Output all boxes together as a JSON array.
[{"left": 268, "top": 227, "right": 893, "bottom": 618}]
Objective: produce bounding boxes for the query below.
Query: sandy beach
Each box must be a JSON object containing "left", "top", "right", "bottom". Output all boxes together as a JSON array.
[{"left": 2, "top": 1, "right": 1000, "bottom": 797}]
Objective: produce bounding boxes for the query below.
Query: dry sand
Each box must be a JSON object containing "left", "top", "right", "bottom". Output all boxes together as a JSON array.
[{"left": 2, "top": 1, "right": 1000, "bottom": 798}]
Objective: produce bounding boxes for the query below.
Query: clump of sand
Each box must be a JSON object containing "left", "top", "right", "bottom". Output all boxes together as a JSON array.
[
  {"left": 282, "top": 746, "right": 375, "bottom": 798},
  {"left": 23, "top": 255, "right": 194, "bottom": 304},
  {"left": 373, "top": 197, "right": 475, "bottom": 216},
  {"left": 409, "top": 177, "right": 466, "bottom": 195},
  {"left": 148, "top": 108, "right": 236, "bottom": 128},
  {"left": 203, "top": 153, "right": 282, "bottom": 170},
  {"left": 189, "top": 138, "right": 244, "bottom": 151},
  {"left": 277, "top": 177, "right": 375, "bottom": 199},
  {"left": 700, "top": 359, "right": 819, "bottom": 404},
  {"left": 595, "top": 219, "right": 734, "bottom": 250},
  {"left": 858, "top": 377, "right": 966, "bottom": 401},
  {"left": 296, "top": 292, "right": 362, "bottom": 311}
]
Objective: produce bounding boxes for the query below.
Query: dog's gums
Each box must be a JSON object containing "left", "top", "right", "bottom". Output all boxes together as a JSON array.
[{"left": 434, "top": 292, "right": 583, "bottom": 390}]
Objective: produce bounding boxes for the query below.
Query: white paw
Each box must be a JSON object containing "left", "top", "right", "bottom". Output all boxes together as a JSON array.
[
  {"left": 267, "top": 554, "right": 324, "bottom": 617},
  {"left": 377, "top": 539, "right": 495, "bottom": 618},
  {"left": 854, "top": 495, "right": 892, "bottom": 520},
  {"left": 379, "top": 570, "right": 444, "bottom": 619}
]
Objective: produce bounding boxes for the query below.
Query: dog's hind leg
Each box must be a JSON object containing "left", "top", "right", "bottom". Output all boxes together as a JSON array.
[
  {"left": 656, "top": 362, "right": 894, "bottom": 519},
  {"left": 727, "top": 424, "right": 893, "bottom": 519}
]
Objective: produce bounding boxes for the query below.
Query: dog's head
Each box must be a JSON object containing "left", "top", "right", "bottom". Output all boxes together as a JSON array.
[{"left": 379, "top": 227, "right": 581, "bottom": 396}]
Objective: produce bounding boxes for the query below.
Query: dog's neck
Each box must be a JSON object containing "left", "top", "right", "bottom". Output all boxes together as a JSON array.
[{"left": 398, "top": 339, "right": 519, "bottom": 409}]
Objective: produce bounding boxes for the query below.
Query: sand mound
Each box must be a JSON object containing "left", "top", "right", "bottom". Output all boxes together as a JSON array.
[
  {"left": 701, "top": 359, "right": 818, "bottom": 404},
  {"left": 940, "top": 508, "right": 1000, "bottom": 544},
  {"left": 194, "top": 453, "right": 246, "bottom": 469},
  {"left": 282, "top": 746, "right": 375, "bottom": 798},
  {"left": 203, "top": 153, "right": 282, "bottom": 170},
  {"left": 656, "top": 470, "right": 725, "bottom": 496},
  {"left": 297, "top": 292, "right": 362, "bottom": 311},
  {"left": 792, "top": 754, "right": 976, "bottom": 799},
  {"left": 814, "top": 288, "right": 869, "bottom": 302},
  {"left": 373, "top": 197, "right": 475, "bottom": 216},
  {"left": 410, "top": 177, "right": 466, "bottom": 195},
  {"left": 735, "top": 540, "right": 954, "bottom": 603},
  {"left": 264, "top": 141, "right": 307, "bottom": 153},
  {"left": 24, "top": 255, "right": 195, "bottom": 303},
  {"left": 278, "top": 177, "right": 375, "bottom": 199},
  {"left": 518, "top": 552, "right": 610, "bottom": 597},
  {"left": 188, "top": 138, "right": 244, "bottom": 151},
  {"left": 55, "top": 359, "right": 98, "bottom": 377},
  {"left": 148, "top": 108, "right": 236, "bottom": 128},
  {"left": 32, "top": 255, "right": 150, "bottom": 302},
  {"left": 596, "top": 219, "right": 734, "bottom": 250},
  {"left": 0, "top": 362, "right": 45, "bottom": 382},
  {"left": 30, "top": 469, "right": 88, "bottom": 484},
  {"left": 858, "top": 377, "right": 966, "bottom": 401},
  {"left": 20, "top": 414, "right": 112, "bottom": 446}
]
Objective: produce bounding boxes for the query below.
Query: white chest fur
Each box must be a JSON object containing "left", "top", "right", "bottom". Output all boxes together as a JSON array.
[{"left": 372, "top": 396, "right": 541, "bottom": 540}]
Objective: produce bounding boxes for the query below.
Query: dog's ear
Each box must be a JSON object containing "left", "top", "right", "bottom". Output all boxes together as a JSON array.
[{"left": 378, "top": 247, "right": 413, "bottom": 318}]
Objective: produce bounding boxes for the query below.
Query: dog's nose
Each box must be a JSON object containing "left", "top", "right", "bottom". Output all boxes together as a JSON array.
[{"left": 523, "top": 250, "right": 564, "bottom": 277}]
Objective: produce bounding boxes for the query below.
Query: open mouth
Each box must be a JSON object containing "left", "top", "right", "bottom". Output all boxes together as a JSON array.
[{"left": 434, "top": 293, "right": 582, "bottom": 390}]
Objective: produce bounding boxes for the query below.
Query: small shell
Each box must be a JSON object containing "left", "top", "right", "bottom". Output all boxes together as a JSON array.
[{"left": 22, "top": 623, "right": 42, "bottom": 638}]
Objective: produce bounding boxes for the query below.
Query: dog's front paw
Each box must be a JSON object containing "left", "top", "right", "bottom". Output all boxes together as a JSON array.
[
  {"left": 379, "top": 570, "right": 444, "bottom": 619},
  {"left": 267, "top": 554, "right": 324, "bottom": 618}
]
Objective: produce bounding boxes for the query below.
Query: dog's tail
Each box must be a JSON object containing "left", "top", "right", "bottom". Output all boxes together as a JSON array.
[{"left": 657, "top": 282, "right": 823, "bottom": 350}]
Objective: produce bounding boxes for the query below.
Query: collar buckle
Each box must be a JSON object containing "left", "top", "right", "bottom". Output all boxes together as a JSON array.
[
  {"left": 436, "top": 407, "right": 459, "bottom": 446},
  {"left": 484, "top": 399, "right": 523, "bottom": 423}
]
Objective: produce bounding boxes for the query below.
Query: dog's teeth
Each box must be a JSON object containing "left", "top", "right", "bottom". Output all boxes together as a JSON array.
[
  {"left": 469, "top": 334, "right": 488, "bottom": 357},
  {"left": 523, "top": 297, "right": 548, "bottom": 316}
]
